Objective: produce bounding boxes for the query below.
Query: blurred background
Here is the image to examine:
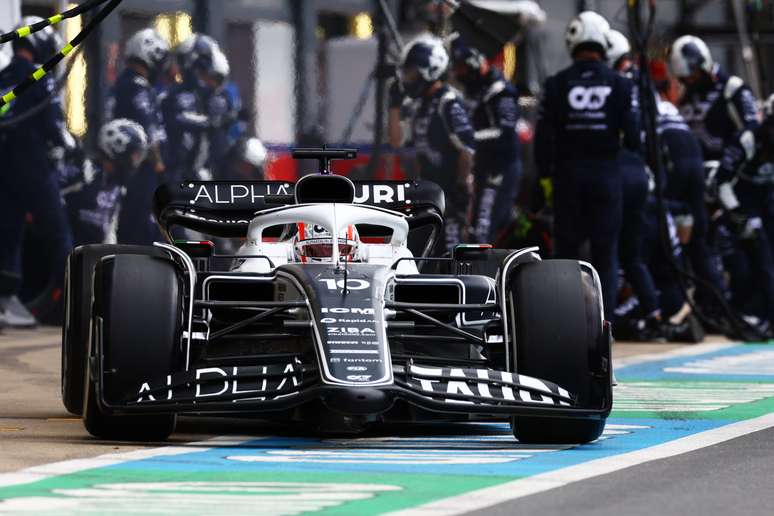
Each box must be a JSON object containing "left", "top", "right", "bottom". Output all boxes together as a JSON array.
[{"left": 1, "top": 0, "right": 773, "bottom": 180}]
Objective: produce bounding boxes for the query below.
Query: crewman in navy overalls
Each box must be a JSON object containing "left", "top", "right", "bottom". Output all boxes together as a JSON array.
[
  {"left": 62, "top": 119, "right": 149, "bottom": 246},
  {"left": 450, "top": 35, "right": 521, "bottom": 245},
  {"left": 400, "top": 37, "right": 476, "bottom": 253},
  {"left": 671, "top": 35, "right": 774, "bottom": 329},
  {"left": 162, "top": 34, "right": 231, "bottom": 183},
  {"left": 0, "top": 17, "right": 72, "bottom": 328},
  {"left": 535, "top": 12, "right": 640, "bottom": 320},
  {"left": 107, "top": 28, "right": 169, "bottom": 244},
  {"left": 607, "top": 30, "right": 662, "bottom": 339}
]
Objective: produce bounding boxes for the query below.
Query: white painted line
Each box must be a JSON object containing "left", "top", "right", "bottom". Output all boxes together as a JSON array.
[
  {"left": 388, "top": 412, "right": 774, "bottom": 516},
  {"left": 0, "top": 435, "right": 259, "bottom": 489}
]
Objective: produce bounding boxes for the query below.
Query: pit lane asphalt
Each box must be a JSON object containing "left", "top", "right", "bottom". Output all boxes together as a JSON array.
[
  {"left": 478, "top": 426, "right": 774, "bottom": 516},
  {"left": 3, "top": 327, "right": 763, "bottom": 516}
]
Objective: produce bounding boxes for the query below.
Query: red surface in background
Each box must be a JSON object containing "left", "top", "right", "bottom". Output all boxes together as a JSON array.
[{"left": 264, "top": 150, "right": 407, "bottom": 181}]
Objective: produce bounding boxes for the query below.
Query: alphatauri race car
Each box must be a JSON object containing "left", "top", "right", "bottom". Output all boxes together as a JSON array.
[{"left": 62, "top": 149, "right": 612, "bottom": 444}]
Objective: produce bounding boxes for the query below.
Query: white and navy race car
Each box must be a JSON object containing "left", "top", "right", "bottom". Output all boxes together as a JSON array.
[{"left": 61, "top": 149, "right": 612, "bottom": 444}]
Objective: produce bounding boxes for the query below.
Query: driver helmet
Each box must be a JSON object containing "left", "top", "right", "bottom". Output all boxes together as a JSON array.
[{"left": 294, "top": 223, "right": 360, "bottom": 262}]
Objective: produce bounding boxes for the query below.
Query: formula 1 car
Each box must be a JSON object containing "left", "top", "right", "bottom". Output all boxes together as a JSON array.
[{"left": 61, "top": 149, "right": 612, "bottom": 444}]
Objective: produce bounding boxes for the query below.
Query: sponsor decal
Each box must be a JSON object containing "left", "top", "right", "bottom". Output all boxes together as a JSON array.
[
  {"left": 346, "top": 375, "right": 373, "bottom": 381},
  {"left": 407, "top": 365, "right": 571, "bottom": 406},
  {"left": 185, "top": 183, "right": 412, "bottom": 208},
  {"left": 188, "top": 183, "right": 291, "bottom": 205},
  {"left": 321, "top": 307, "right": 375, "bottom": 315},
  {"left": 321, "top": 317, "right": 376, "bottom": 324},
  {"left": 347, "top": 366, "right": 368, "bottom": 372},
  {"left": 567, "top": 85, "right": 612, "bottom": 110},
  {"left": 327, "top": 327, "right": 376, "bottom": 335},
  {"left": 136, "top": 363, "right": 301, "bottom": 403},
  {"left": 353, "top": 184, "right": 408, "bottom": 205}
]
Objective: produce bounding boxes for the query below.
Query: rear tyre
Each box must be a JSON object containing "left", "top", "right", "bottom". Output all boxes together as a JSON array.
[
  {"left": 507, "top": 260, "right": 608, "bottom": 444},
  {"left": 83, "top": 253, "right": 179, "bottom": 441},
  {"left": 62, "top": 245, "right": 163, "bottom": 415}
]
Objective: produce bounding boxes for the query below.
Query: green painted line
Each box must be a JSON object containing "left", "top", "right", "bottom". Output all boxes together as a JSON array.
[
  {"left": 613, "top": 388, "right": 774, "bottom": 421},
  {"left": 0, "top": 469, "right": 512, "bottom": 515}
]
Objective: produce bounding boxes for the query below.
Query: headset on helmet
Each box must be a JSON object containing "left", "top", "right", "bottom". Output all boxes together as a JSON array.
[
  {"left": 400, "top": 36, "right": 449, "bottom": 98},
  {"left": 210, "top": 47, "right": 230, "bottom": 82},
  {"left": 294, "top": 224, "right": 360, "bottom": 262},
  {"left": 606, "top": 30, "right": 631, "bottom": 69},
  {"left": 764, "top": 93, "right": 774, "bottom": 119},
  {"left": 125, "top": 28, "right": 170, "bottom": 75},
  {"left": 98, "top": 119, "right": 149, "bottom": 171},
  {"left": 565, "top": 11, "right": 610, "bottom": 58},
  {"left": 13, "top": 16, "right": 63, "bottom": 64},
  {"left": 670, "top": 35, "right": 713, "bottom": 78}
]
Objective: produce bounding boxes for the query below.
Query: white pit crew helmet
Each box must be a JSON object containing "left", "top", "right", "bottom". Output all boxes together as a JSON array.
[
  {"left": 125, "top": 28, "right": 170, "bottom": 72},
  {"left": 670, "top": 35, "right": 713, "bottom": 78},
  {"left": 242, "top": 138, "right": 268, "bottom": 168},
  {"left": 607, "top": 30, "right": 631, "bottom": 68},
  {"left": 294, "top": 223, "right": 360, "bottom": 263},
  {"left": 565, "top": 11, "right": 610, "bottom": 58},
  {"left": 98, "top": 118, "right": 149, "bottom": 168}
]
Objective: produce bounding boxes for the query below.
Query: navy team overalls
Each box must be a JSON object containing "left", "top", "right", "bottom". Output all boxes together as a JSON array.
[
  {"left": 60, "top": 161, "right": 123, "bottom": 246},
  {"left": 0, "top": 56, "right": 73, "bottom": 296},
  {"left": 680, "top": 67, "right": 774, "bottom": 324},
  {"left": 468, "top": 70, "right": 522, "bottom": 244},
  {"left": 658, "top": 97, "right": 726, "bottom": 298},
  {"left": 161, "top": 81, "right": 215, "bottom": 183},
  {"left": 616, "top": 65, "right": 659, "bottom": 318},
  {"left": 409, "top": 84, "right": 476, "bottom": 252},
  {"left": 108, "top": 67, "right": 164, "bottom": 244},
  {"left": 535, "top": 59, "right": 639, "bottom": 319}
]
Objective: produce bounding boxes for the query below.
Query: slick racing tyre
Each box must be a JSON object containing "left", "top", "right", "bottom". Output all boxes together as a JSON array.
[
  {"left": 508, "top": 260, "right": 608, "bottom": 444},
  {"left": 62, "top": 245, "right": 164, "bottom": 416},
  {"left": 83, "top": 253, "right": 180, "bottom": 441}
]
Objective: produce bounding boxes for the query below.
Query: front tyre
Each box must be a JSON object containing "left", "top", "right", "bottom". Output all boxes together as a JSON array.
[
  {"left": 507, "top": 260, "right": 609, "bottom": 444},
  {"left": 83, "top": 253, "right": 180, "bottom": 441},
  {"left": 62, "top": 244, "right": 164, "bottom": 416}
]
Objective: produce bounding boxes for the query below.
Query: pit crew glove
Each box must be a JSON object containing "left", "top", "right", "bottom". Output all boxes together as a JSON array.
[{"left": 728, "top": 210, "right": 762, "bottom": 240}]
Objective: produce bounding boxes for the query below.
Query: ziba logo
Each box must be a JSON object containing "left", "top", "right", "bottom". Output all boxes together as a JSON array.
[{"left": 568, "top": 85, "right": 612, "bottom": 110}]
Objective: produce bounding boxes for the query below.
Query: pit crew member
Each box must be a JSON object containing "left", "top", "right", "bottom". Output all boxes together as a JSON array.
[
  {"left": 450, "top": 34, "right": 522, "bottom": 245},
  {"left": 399, "top": 36, "right": 476, "bottom": 253},
  {"left": 535, "top": 12, "right": 640, "bottom": 320}
]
